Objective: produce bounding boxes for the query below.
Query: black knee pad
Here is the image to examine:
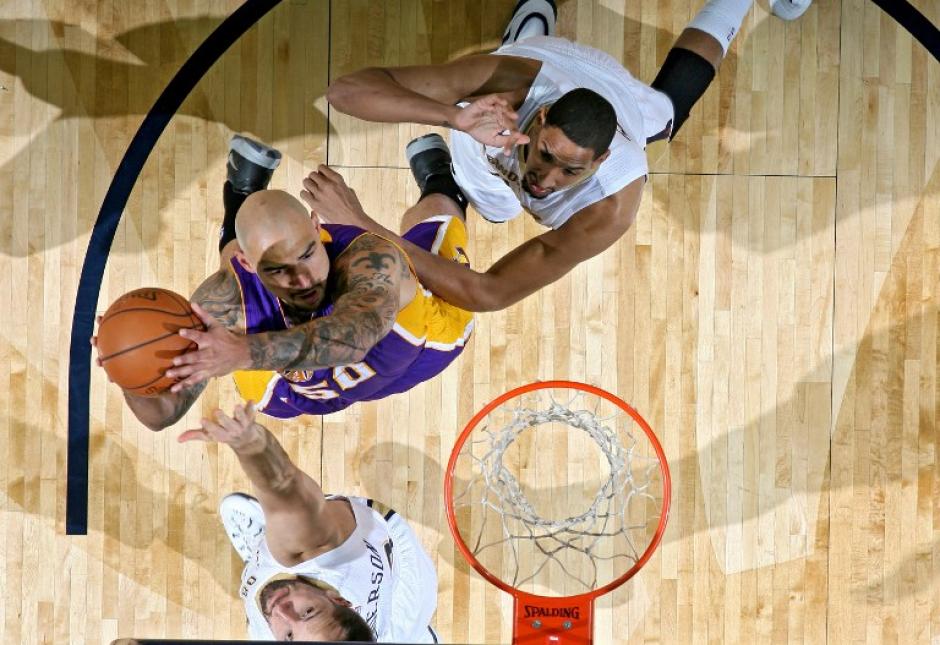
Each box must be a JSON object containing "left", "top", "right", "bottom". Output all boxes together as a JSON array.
[{"left": 650, "top": 47, "right": 716, "bottom": 140}]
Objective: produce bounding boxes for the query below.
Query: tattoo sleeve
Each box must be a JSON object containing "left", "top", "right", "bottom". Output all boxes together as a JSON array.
[
  {"left": 124, "top": 380, "right": 207, "bottom": 432},
  {"left": 246, "top": 234, "right": 408, "bottom": 372},
  {"left": 190, "top": 270, "right": 244, "bottom": 329}
]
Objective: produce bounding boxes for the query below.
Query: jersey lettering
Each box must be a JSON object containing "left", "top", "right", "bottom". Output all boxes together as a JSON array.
[
  {"left": 287, "top": 379, "right": 340, "bottom": 400},
  {"left": 284, "top": 361, "right": 378, "bottom": 400},
  {"left": 334, "top": 362, "right": 376, "bottom": 390}
]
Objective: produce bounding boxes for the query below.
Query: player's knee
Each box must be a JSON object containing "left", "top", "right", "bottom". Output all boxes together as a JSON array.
[{"left": 651, "top": 47, "right": 717, "bottom": 140}]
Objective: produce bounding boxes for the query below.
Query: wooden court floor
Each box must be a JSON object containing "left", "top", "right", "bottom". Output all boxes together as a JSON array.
[{"left": 1, "top": 0, "right": 939, "bottom": 642}]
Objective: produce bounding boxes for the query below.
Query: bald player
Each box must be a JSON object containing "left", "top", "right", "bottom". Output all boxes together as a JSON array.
[{"left": 99, "top": 135, "right": 474, "bottom": 430}]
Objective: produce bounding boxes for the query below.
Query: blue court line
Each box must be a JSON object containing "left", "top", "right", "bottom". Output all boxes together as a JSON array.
[
  {"left": 869, "top": 0, "right": 939, "bottom": 63},
  {"left": 66, "top": 0, "right": 281, "bottom": 535}
]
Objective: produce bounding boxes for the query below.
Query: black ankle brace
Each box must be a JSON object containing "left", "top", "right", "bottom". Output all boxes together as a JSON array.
[{"left": 421, "top": 172, "right": 468, "bottom": 215}]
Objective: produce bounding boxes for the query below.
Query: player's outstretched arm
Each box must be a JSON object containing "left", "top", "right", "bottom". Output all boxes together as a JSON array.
[
  {"left": 327, "top": 54, "right": 539, "bottom": 149},
  {"left": 427, "top": 179, "right": 643, "bottom": 311},
  {"left": 180, "top": 402, "right": 352, "bottom": 565},
  {"left": 245, "top": 234, "right": 410, "bottom": 372},
  {"left": 110, "top": 270, "right": 244, "bottom": 431},
  {"left": 298, "top": 164, "right": 642, "bottom": 312}
]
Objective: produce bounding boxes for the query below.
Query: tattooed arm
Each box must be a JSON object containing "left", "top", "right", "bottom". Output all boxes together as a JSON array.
[
  {"left": 246, "top": 234, "right": 411, "bottom": 372},
  {"left": 123, "top": 270, "right": 244, "bottom": 431}
]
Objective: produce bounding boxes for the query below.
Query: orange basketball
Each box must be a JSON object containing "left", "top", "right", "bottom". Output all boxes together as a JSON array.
[{"left": 96, "top": 288, "right": 205, "bottom": 397}]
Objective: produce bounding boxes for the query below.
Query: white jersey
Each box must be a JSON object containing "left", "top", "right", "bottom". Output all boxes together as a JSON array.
[
  {"left": 450, "top": 36, "right": 674, "bottom": 229},
  {"left": 240, "top": 495, "right": 438, "bottom": 643}
]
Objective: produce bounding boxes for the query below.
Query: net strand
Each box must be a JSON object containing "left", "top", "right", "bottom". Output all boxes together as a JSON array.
[{"left": 452, "top": 390, "right": 663, "bottom": 594}]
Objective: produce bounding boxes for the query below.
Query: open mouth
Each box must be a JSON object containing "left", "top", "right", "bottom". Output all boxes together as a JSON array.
[
  {"left": 294, "top": 286, "right": 321, "bottom": 303},
  {"left": 524, "top": 175, "right": 550, "bottom": 198}
]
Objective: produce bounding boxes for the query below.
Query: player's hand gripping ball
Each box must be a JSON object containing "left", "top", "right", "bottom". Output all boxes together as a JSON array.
[{"left": 95, "top": 288, "right": 206, "bottom": 396}]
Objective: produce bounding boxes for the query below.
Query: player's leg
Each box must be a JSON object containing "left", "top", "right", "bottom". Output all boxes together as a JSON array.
[
  {"left": 400, "top": 133, "right": 468, "bottom": 235},
  {"left": 652, "top": 0, "right": 812, "bottom": 141},
  {"left": 404, "top": 132, "right": 523, "bottom": 234},
  {"left": 218, "top": 135, "right": 282, "bottom": 269}
]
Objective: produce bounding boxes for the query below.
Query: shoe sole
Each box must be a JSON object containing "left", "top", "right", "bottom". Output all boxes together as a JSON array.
[{"left": 230, "top": 135, "right": 282, "bottom": 170}]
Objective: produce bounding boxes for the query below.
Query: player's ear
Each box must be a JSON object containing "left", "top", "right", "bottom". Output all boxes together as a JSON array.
[
  {"left": 325, "top": 590, "right": 352, "bottom": 607},
  {"left": 537, "top": 106, "right": 548, "bottom": 126},
  {"left": 592, "top": 148, "right": 611, "bottom": 166},
  {"left": 233, "top": 249, "right": 256, "bottom": 274}
]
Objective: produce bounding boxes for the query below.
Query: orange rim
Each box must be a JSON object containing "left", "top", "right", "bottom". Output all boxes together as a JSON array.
[{"left": 444, "top": 380, "right": 672, "bottom": 604}]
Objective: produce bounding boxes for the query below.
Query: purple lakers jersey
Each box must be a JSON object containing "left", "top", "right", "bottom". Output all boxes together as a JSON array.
[{"left": 231, "top": 220, "right": 474, "bottom": 418}]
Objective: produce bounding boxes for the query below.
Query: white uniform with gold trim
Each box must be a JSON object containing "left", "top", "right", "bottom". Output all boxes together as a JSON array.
[
  {"left": 450, "top": 36, "right": 674, "bottom": 228},
  {"left": 241, "top": 495, "right": 439, "bottom": 642}
]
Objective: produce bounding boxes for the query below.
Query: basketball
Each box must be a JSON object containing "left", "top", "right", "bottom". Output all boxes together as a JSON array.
[{"left": 96, "top": 288, "right": 205, "bottom": 397}]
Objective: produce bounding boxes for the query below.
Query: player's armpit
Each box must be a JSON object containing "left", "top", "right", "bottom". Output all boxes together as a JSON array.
[
  {"left": 245, "top": 234, "right": 409, "bottom": 372},
  {"left": 190, "top": 269, "right": 244, "bottom": 330}
]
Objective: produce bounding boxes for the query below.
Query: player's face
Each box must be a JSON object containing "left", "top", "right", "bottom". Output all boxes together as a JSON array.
[
  {"left": 255, "top": 232, "right": 330, "bottom": 313},
  {"left": 261, "top": 580, "right": 348, "bottom": 641},
  {"left": 522, "top": 117, "right": 608, "bottom": 199}
]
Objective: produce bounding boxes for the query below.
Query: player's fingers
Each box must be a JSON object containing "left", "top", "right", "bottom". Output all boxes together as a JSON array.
[
  {"left": 244, "top": 400, "right": 257, "bottom": 423},
  {"left": 300, "top": 190, "right": 323, "bottom": 214},
  {"left": 177, "top": 374, "right": 205, "bottom": 391},
  {"left": 214, "top": 409, "right": 238, "bottom": 432},
  {"left": 169, "top": 370, "right": 203, "bottom": 392},
  {"left": 178, "top": 325, "right": 209, "bottom": 344},
  {"left": 317, "top": 164, "right": 344, "bottom": 183},
  {"left": 189, "top": 302, "right": 217, "bottom": 329},
  {"left": 178, "top": 428, "right": 211, "bottom": 443},
  {"left": 170, "top": 349, "right": 201, "bottom": 367},
  {"left": 232, "top": 402, "right": 248, "bottom": 425},
  {"left": 303, "top": 174, "right": 322, "bottom": 192}
]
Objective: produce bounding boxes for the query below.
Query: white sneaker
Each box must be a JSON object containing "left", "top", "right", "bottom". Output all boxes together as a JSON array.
[
  {"left": 219, "top": 492, "right": 266, "bottom": 562},
  {"left": 769, "top": 0, "right": 812, "bottom": 21},
  {"left": 501, "top": 0, "right": 557, "bottom": 46}
]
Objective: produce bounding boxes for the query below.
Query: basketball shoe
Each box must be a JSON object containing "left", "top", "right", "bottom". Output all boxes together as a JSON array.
[
  {"left": 502, "top": 0, "right": 557, "bottom": 45},
  {"left": 406, "top": 134, "right": 469, "bottom": 212},
  {"left": 227, "top": 134, "right": 282, "bottom": 195},
  {"left": 769, "top": 0, "right": 813, "bottom": 21}
]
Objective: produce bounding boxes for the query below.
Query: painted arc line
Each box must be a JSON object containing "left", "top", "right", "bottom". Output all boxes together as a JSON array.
[{"left": 66, "top": 0, "right": 282, "bottom": 535}]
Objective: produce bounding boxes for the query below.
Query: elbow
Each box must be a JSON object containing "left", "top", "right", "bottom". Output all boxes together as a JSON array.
[
  {"left": 143, "top": 418, "right": 171, "bottom": 433},
  {"left": 465, "top": 275, "right": 509, "bottom": 313},
  {"left": 326, "top": 68, "right": 379, "bottom": 112},
  {"left": 268, "top": 465, "right": 303, "bottom": 496},
  {"left": 325, "top": 78, "right": 349, "bottom": 110}
]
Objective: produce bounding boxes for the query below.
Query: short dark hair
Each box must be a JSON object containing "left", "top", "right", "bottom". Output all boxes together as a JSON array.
[
  {"left": 544, "top": 88, "right": 617, "bottom": 159},
  {"left": 334, "top": 604, "right": 377, "bottom": 642}
]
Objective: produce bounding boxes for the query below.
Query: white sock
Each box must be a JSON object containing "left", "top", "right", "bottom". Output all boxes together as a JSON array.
[{"left": 687, "top": 0, "right": 753, "bottom": 55}]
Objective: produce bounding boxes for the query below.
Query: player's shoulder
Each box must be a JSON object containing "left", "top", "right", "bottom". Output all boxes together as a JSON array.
[
  {"left": 566, "top": 178, "right": 644, "bottom": 234},
  {"left": 191, "top": 268, "right": 244, "bottom": 329},
  {"left": 335, "top": 230, "right": 409, "bottom": 272}
]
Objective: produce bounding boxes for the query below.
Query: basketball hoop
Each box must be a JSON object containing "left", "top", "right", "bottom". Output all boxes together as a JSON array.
[{"left": 445, "top": 381, "right": 671, "bottom": 644}]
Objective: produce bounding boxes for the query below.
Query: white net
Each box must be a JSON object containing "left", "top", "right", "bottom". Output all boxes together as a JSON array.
[{"left": 450, "top": 386, "right": 668, "bottom": 597}]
